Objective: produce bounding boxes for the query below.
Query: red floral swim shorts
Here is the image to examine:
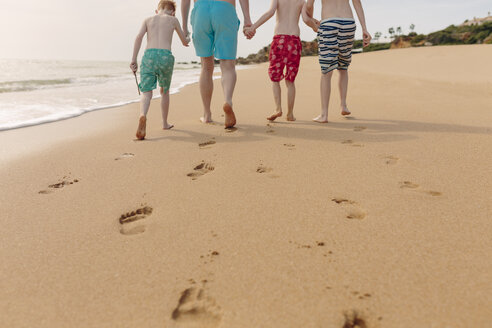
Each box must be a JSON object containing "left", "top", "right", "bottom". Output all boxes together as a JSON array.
[{"left": 268, "top": 35, "right": 302, "bottom": 82}]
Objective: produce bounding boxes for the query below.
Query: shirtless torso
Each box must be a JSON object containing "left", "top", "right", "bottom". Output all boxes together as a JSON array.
[
  {"left": 274, "top": 0, "right": 305, "bottom": 36},
  {"left": 144, "top": 14, "right": 179, "bottom": 51},
  {"left": 320, "top": 0, "right": 353, "bottom": 19}
]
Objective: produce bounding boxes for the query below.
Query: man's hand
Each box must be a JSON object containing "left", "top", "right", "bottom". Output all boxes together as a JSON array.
[
  {"left": 363, "top": 30, "right": 372, "bottom": 47},
  {"left": 243, "top": 25, "right": 256, "bottom": 39},
  {"left": 130, "top": 61, "right": 138, "bottom": 73}
]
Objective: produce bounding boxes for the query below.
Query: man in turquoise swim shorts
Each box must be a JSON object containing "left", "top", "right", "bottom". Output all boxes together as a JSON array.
[{"left": 181, "top": 0, "right": 254, "bottom": 128}]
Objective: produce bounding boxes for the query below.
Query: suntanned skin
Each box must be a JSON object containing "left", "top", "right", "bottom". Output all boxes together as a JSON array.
[
  {"left": 181, "top": 0, "right": 254, "bottom": 128},
  {"left": 246, "top": 0, "right": 316, "bottom": 122},
  {"left": 304, "top": 0, "right": 371, "bottom": 123},
  {"left": 130, "top": 6, "right": 189, "bottom": 140}
]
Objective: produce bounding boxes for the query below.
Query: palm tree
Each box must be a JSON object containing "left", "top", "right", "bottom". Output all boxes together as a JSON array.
[
  {"left": 396, "top": 26, "right": 402, "bottom": 36},
  {"left": 374, "top": 32, "right": 382, "bottom": 42},
  {"left": 388, "top": 27, "right": 395, "bottom": 39},
  {"left": 410, "top": 24, "right": 415, "bottom": 33}
]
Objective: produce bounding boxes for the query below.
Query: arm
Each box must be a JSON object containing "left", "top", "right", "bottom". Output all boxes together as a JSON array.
[
  {"left": 174, "top": 17, "right": 190, "bottom": 47},
  {"left": 181, "top": 0, "right": 191, "bottom": 37},
  {"left": 251, "top": 0, "right": 277, "bottom": 31},
  {"left": 239, "top": 0, "right": 252, "bottom": 27},
  {"left": 352, "top": 0, "right": 372, "bottom": 47},
  {"left": 130, "top": 20, "right": 147, "bottom": 73},
  {"left": 302, "top": 1, "right": 319, "bottom": 32},
  {"left": 305, "top": 0, "right": 315, "bottom": 18}
]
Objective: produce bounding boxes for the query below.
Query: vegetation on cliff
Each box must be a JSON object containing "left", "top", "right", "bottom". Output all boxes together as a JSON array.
[{"left": 237, "top": 21, "right": 492, "bottom": 64}]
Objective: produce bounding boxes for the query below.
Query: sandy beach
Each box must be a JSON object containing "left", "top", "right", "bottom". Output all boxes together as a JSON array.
[{"left": 1, "top": 45, "right": 491, "bottom": 327}]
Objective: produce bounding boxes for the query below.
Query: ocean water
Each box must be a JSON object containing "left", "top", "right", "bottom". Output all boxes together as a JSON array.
[{"left": 0, "top": 58, "right": 206, "bottom": 131}]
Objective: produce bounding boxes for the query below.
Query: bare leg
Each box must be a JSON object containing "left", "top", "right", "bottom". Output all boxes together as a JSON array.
[
  {"left": 136, "top": 91, "right": 153, "bottom": 140},
  {"left": 160, "top": 88, "right": 173, "bottom": 130},
  {"left": 220, "top": 59, "right": 237, "bottom": 128},
  {"left": 200, "top": 56, "right": 214, "bottom": 123},
  {"left": 338, "top": 69, "right": 351, "bottom": 115},
  {"left": 267, "top": 82, "right": 283, "bottom": 121},
  {"left": 285, "top": 80, "right": 296, "bottom": 121},
  {"left": 313, "top": 71, "right": 334, "bottom": 123}
]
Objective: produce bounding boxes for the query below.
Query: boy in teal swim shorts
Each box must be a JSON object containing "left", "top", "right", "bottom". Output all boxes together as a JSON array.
[
  {"left": 130, "top": 0, "right": 190, "bottom": 140},
  {"left": 181, "top": 0, "right": 254, "bottom": 128}
]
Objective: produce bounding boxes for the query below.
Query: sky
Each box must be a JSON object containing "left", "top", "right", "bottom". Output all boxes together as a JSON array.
[{"left": 0, "top": 0, "right": 490, "bottom": 62}]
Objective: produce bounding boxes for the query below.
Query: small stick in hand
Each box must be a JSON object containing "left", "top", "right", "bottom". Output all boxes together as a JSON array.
[{"left": 133, "top": 72, "right": 141, "bottom": 95}]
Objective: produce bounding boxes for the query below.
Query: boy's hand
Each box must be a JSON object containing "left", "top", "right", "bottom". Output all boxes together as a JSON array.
[
  {"left": 311, "top": 18, "right": 320, "bottom": 32},
  {"left": 363, "top": 30, "right": 372, "bottom": 47},
  {"left": 243, "top": 26, "right": 255, "bottom": 40},
  {"left": 130, "top": 62, "right": 138, "bottom": 73}
]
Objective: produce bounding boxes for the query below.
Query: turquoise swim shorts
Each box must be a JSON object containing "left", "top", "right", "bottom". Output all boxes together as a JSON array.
[
  {"left": 139, "top": 48, "right": 175, "bottom": 93},
  {"left": 191, "top": 0, "right": 240, "bottom": 60}
]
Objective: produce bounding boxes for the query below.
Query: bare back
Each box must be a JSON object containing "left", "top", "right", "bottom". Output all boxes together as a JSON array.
[
  {"left": 320, "top": 0, "right": 353, "bottom": 19},
  {"left": 275, "top": 0, "right": 304, "bottom": 36},
  {"left": 145, "top": 14, "right": 177, "bottom": 51}
]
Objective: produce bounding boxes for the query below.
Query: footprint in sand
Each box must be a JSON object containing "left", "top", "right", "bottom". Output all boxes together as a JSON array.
[
  {"left": 188, "top": 162, "right": 215, "bottom": 180},
  {"left": 400, "top": 181, "right": 442, "bottom": 196},
  {"left": 256, "top": 165, "right": 273, "bottom": 174},
  {"left": 332, "top": 198, "right": 356, "bottom": 205},
  {"left": 353, "top": 126, "right": 367, "bottom": 132},
  {"left": 115, "top": 153, "right": 135, "bottom": 160},
  {"left": 119, "top": 206, "right": 153, "bottom": 235},
  {"left": 39, "top": 177, "right": 80, "bottom": 194},
  {"left": 332, "top": 198, "right": 367, "bottom": 220},
  {"left": 284, "top": 143, "right": 295, "bottom": 150},
  {"left": 171, "top": 287, "right": 222, "bottom": 327},
  {"left": 266, "top": 124, "right": 275, "bottom": 134},
  {"left": 383, "top": 155, "right": 399, "bottom": 165},
  {"left": 400, "top": 181, "right": 419, "bottom": 189},
  {"left": 343, "top": 311, "right": 368, "bottom": 328},
  {"left": 342, "top": 140, "right": 363, "bottom": 147},
  {"left": 199, "top": 140, "right": 216, "bottom": 149}
]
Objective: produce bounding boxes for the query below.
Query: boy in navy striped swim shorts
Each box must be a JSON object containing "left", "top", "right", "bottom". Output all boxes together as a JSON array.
[{"left": 303, "top": 0, "right": 371, "bottom": 122}]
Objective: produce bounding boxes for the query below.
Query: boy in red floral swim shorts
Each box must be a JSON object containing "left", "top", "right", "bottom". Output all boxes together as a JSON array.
[{"left": 245, "top": 0, "right": 319, "bottom": 121}]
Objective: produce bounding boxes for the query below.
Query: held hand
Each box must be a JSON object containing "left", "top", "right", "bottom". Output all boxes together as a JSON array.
[
  {"left": 311, "top": 18, "right": 320, "bottom": 32},
  {"left": 243, "top": 26, "right": 256, "bottom": 39},
  {"left": 363, "top": 30, "right": 372, "bottom": 47},
  {"left": 130, "top": 62, "right": 138, "bottom": 73}
]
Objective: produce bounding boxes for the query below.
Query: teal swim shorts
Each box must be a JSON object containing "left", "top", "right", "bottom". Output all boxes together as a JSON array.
[
  {"left": 139, "top": 48, "right": 175, "bottom": 93},
  {"left": 191, "top": 0, "right": 240, "bottom": 60}
]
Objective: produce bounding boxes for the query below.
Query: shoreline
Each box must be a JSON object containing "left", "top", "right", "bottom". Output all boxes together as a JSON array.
[{"left": 0, "top": 64, "right": 250, "bottom": 132}]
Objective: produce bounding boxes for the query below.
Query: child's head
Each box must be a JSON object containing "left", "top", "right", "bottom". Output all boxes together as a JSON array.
[{"left": 158, "top": 0, "right": 176, "bottom": 14}]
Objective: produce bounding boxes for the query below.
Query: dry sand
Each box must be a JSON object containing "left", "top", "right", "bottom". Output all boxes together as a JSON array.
[{"left": 0, "top": 45, "right": 491, "bottom": 327}]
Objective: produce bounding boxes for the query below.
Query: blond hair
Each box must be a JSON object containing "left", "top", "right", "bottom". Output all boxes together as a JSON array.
[{"left": 158, "top": 0, "right": 176, "bottom": 12}]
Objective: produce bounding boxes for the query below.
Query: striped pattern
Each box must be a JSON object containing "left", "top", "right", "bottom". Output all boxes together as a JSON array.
[{"left": 317, "top": 18, "right": 356, "bottom": 73}]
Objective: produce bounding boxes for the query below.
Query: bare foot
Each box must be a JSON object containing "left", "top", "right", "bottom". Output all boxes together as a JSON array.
[
  {"left": 341, "top": 107, "right": 351, "bottom": 116},
  {"left": 286, "top": 114, "right": 296, "bottom": 122},
  {"left": 200, "top": 116, "right": 213, "bottom": 124},
  {"left": 223, "top": 103, "right": 236, "bottom": 128},
  {"left": 136, "top": 116, "right": 147, "bottom": 140},
  {"left": 313, "top": 115, "right": 328, "bottom": 123},
  {"left": 267, "top": 111, "right": 282, "bottom": 121},
  {"left": 163, "top": 124, "right": 174, "bottom": 130}
]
